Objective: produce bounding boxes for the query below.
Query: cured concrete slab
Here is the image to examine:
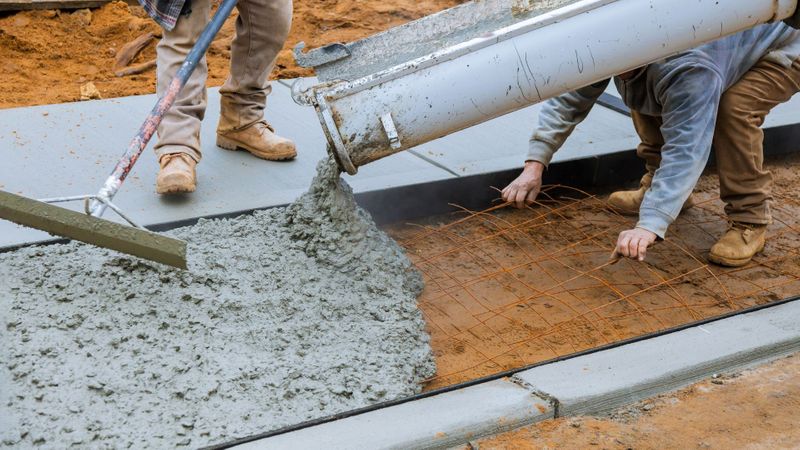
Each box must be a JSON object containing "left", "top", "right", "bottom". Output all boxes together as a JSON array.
[
  {"left": 0, "top": 78, "right": 640, "bottom": 250},
  {"left": 0, "top": 83, "right": 453, "bottom": 249},
  {"left": 409, "top": 103, "right": 641, "bottom": 176},
  {"left": 283, "top": 77, "right": 641, "bottom": 177},
  {"left": 514, "top": 300, "right": 800, "bottom": 416},
  {"left": 415, "top": 81, "right": 800, "bottom": 177},
  {"left": 604, "top": 79, "right": 800, "bottom": 129},
  {"left": 4, "top": 77, "right": 799, "bottom": 250},
  {"left": 232, "top": 379, "right": 553, "bottom": 450}
]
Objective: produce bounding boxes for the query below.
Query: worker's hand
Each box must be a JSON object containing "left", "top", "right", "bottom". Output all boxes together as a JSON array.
[
  {"left": 502, "top": 161, "right": 545, "bottom": 208},
  {"left": 612, "top": 227, "right": 657, "bottom": 262}
]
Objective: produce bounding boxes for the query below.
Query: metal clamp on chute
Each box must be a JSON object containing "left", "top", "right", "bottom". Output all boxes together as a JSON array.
[{"left": 314, "top": 93, "right": 358, "bottom": 175}]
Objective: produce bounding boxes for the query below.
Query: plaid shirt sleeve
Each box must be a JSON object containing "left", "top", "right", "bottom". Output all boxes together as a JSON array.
[{"left": 137, "top": 0, "right": 188, "bottom": 31}]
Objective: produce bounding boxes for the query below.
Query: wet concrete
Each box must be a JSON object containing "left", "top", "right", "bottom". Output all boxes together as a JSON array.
[{"left": 0, "top": 158, "right": 435, "bottom": 448}]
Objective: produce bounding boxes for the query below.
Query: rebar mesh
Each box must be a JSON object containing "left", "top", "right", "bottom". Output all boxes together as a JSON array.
[{"left": 388, "top": 182, "right": 800, "bottom": 390}]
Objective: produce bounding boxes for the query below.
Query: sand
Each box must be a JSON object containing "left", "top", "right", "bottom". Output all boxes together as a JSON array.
[
  {"left": 387, "top": 153, "right": 800, "bottom": 390},
  {"left": 0, "top": 158, "right": 435, "bottom": 449},
  {"left": 0, "top": 0, "right": 464, "bottom": 109},
  {"left": 474, "top": 353, "right": 800, "bottom": 449}
]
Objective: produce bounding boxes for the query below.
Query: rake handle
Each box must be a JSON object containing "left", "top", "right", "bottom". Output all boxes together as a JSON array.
[{"left": 89, "top": 0, "right": 239, "bottom": 217}]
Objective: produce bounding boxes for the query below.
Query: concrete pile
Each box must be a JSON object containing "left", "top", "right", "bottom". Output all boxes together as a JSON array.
[{"left": 0, "top": 158, "right": 435, "bottom": 448}]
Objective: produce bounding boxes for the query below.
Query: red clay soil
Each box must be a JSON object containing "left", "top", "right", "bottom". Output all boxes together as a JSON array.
[
  {"left": 387, "top": 153, "right": 800, "bottom": 390},
  {"left": 473, "top": 353, "right": 800, "bottom": 449},
  {"left": 0, "top": 0, "right": 463, "bottom": 108}
]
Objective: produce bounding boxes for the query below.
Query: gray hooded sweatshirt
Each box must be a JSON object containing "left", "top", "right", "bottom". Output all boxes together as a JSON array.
[{"left": 527, "top": 23, "right": 800, "bottom": 238}]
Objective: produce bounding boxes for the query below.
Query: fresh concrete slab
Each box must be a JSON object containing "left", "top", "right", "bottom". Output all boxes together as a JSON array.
[
  {"left": 233, "top": 379, "right": 553, "bottom": 450},
  {"left": 514, "top": 300, "right": 800, "bottom": 416},
  {"left": 0, "top": 159, "right": 438, "bottom": 449}
]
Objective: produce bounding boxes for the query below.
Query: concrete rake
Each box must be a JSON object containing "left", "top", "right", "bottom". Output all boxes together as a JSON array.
[{"left": 0, "top": 0, "right": 238, "bottom": 269}]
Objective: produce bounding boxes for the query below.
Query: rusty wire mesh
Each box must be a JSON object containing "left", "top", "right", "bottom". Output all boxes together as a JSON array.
[{"left": 388, "top": 182, "right": 800, "bottom": 390}]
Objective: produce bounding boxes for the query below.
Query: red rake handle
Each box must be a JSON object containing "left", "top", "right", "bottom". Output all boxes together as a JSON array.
[{"left": 89, "top": 0, "right": 238, "bottom": 217}]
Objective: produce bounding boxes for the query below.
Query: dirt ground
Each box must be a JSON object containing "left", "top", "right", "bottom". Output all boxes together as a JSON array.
[
  {"left": 387, "top": 153, "right": 800, "bottom": 390},
  {"left": 472, "top": 353, "right": 800, "bottom": 449},
  {"left": 0, "top": 0, "right": 462, "bottom": 108}
]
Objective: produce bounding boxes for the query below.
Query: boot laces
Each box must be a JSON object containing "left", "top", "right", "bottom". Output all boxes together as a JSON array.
[
  {"left": 253, "top": 120, "right": 276, "bottom": 136},
  {"left": 730, "top": 221, "right": 763, "bottom": 232},
  {"left": 160, "top": 153, "right": 193, "bottom": 167},
  {"left": 729, "top": 221, "right": 764, "bottom": 243}
]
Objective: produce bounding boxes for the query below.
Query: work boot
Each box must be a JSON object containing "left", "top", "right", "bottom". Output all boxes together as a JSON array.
[
  {"left": 156, "top": 153, "right": 197, "bottom": 194},
  {"left": 216, "top": 120, "right": 297, "bottom": 161},
  {"left": 607, "top": 187, "right": 696, "bottom": 215},
  {"left": 708, "top": 222, "right": 767, "bottom": 267}
]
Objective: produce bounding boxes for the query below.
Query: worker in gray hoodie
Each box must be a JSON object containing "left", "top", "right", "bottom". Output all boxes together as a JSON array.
[{"left": 501, "top": 22, "right": 800, "bottom": 264}]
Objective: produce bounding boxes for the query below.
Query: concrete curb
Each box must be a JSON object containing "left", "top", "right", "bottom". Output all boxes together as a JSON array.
[
  {"left": 229, "top": 300, "right": 800, "bottom": 450},
  {"left": 514, "top": 300, "right": 800, "bottom": 416},
  {"left": 233, "top": 379, "right": 553, "bottom": 450}
]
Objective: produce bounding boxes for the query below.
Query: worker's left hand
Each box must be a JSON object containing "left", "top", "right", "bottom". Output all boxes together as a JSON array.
[{"left": 612, "top": 227, "right": 657, "bottom": 262}]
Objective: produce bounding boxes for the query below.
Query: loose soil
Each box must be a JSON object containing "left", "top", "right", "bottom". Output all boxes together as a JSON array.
[
  {"left": 473, "top": 353, "right": 800, "bottom": 449},
  {"left": 0, "top": 0, "right": 463, "bottom": 109},
  {"left": 387, "top": 153, "right": 800, "bottom": 390}
]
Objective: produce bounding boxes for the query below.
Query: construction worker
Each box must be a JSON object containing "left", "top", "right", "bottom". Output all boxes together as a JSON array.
[
  {"left": 611, "top": 56, "right": 800, "bottom": 267},
  {"left": 138, "top": 0, "right": 296, "bottom": 194},
  {"left": 501, "top": 22, "right": 800, "bottom": 265}
]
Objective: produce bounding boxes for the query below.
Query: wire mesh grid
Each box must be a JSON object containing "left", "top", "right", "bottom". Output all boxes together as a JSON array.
[{"left": 388, "top": 183, "right": 800, "bottom": 389}]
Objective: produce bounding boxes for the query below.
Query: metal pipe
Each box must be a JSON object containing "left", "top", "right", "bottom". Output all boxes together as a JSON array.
[
  {"left": 88, "top": 0, "right": 238, "bottom": 216},
  {"left": 304, "top": 0, "right": 797, "bottom": 175}
]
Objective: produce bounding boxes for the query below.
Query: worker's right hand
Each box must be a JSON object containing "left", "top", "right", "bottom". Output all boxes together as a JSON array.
[{"left": 501, "top": 161, "right": 545, "bottom": 208}]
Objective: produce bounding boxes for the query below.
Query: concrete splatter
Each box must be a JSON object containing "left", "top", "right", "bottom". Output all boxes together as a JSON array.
[{"left": 0, "top": 158, "right": 435, "bottom": 448}]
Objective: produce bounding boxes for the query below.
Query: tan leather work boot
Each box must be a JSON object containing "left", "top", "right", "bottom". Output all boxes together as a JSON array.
[
  {"left": 156, "top": 153, "right": 197, "bottom": 194},
  {"left": 216, "top": 120, "right": 297, "bottom": 161},
  {"left": 708, "top": 222, "right": 767, "bottom": 267},
  {"left": 607, "top": 187, "right": 696, "bottom": 215}
]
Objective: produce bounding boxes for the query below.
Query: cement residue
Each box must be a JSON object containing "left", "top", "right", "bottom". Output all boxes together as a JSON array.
[{"left": 0, "top": 158, "right": 435, "bottom": 449}]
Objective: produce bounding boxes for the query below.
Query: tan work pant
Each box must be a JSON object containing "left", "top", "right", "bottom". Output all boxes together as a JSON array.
[
  {"left": 154, "top": 0, "right": 292, "bottom": 162},
  {"left": 631, "top": 58, "right": 800, "bottom": 225}
]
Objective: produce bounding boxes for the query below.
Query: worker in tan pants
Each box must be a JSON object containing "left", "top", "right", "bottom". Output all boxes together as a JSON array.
[
  {"left": 609, "top": 111, "right": 698, "bottom": 216},
  {"left": 154, "top": 0, "right": 296, "bottom": 195},
  {"left": 608, "top": 57, "right": 800, "bottom": 266}
]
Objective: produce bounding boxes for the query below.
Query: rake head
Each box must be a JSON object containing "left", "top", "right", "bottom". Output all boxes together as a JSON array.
[{"left": 0, "top": 190, "right": 187, "bottom": 269}]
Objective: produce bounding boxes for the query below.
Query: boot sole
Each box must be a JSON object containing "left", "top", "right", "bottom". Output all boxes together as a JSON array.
[
  {"left": 707, "top": 240, "right": 766, "bottom": 267},
  {"left": 156, "top": 174, "right": 196, "bottom": 195},
  {"left": 157, "top": 184, "right": 196, "bottom": 195},
  {"left": 217, "top": 135, "right": 297, "bottom": 161}
]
